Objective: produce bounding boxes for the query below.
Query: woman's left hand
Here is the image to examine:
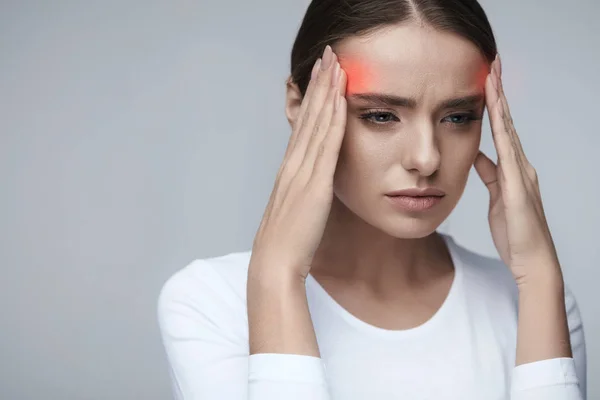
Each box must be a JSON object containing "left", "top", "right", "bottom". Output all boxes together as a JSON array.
[{"left": 474, "top": 54, "right": 563, "bottom": 288}]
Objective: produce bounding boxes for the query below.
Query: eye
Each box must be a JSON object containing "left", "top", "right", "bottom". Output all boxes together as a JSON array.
[
  {"left": 359, "top": 111, "right": 399, "bottom": 125},
  {"left": 442, "top": 112, "right": 481, "bottom": 126}
]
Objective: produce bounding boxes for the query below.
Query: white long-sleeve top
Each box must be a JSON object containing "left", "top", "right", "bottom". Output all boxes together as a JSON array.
[{"left": 157, "top": 234, "right": 586, "bottom": 400}]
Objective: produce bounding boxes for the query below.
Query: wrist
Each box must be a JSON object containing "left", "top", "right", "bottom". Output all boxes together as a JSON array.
[
  {"left": 248, "top": 263, "right": 307, "bottom": 292},
  {"left": 247, "top": 264, "right": 318, "bottom": 356},
  {"left": 514, "top": 258, "right": 564, "bottom": 293},
  {"left": 515, "top": 274, "right": 572, "bottom": 364}
]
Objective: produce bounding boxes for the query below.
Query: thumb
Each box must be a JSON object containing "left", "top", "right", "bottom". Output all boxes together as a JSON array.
[{"left": 473, "top": 150, "right": 500, "bottom": 206}]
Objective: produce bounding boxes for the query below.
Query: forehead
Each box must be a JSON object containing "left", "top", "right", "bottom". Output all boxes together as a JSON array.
[{"left": 335, "top": 24, "right": 488, "bottom": 97}]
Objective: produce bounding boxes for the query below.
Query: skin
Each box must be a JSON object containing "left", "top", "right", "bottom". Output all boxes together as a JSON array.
[
  {"left": 249, "top": 21, "right": 571, "bottom": 368},
  {"left": 286, "top": 24, "right": 487, "bottom": 313}
]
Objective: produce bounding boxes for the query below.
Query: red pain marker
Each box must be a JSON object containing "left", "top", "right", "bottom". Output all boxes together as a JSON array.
[{"left": 339, "top": 58, "right": 375, "bottom": 96}]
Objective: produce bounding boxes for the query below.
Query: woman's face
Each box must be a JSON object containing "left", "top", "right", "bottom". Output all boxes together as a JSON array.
[{"left": 332, "top": 23, "right": 489, "bottom": 238}]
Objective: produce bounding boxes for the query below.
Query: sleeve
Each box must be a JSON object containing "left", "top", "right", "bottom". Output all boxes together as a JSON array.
[
  {"left": 157, "top": 260, "right": 331, "bottom": 400},
  {"left": 510, "top": 284, "right": 587, "bottom": 400}
]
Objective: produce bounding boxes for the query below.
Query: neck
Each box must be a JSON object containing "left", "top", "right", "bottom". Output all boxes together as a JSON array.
[{"left": 310, "top": 196, "right": 452, "bottom": 297}]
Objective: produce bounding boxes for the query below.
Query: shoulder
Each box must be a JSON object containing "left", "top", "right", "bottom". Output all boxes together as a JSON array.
[
  {"left": 159, "top": 250, "right": 252, "bottom": 301},
  {"left": 157, "top": 250, "right": 252, "bottom": 336}
]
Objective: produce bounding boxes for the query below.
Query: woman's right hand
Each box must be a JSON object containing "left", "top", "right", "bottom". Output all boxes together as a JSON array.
[{"left": 249, "top": 45, "right": 347, "bottom": 281}]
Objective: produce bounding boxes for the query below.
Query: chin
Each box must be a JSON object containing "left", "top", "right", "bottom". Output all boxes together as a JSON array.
[{"left": 377, "top": 216, "right": 443, "bottom": 239}]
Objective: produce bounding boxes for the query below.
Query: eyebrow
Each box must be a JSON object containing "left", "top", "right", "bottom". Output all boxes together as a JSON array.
[{"left": 348, "top": 92, "right": 485, "bottom": 112}]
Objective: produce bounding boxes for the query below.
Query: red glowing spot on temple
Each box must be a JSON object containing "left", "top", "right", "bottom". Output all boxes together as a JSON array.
[
  {"left": 339, "top": 58, "right": 374, "bottom": 96},
  {"left": 478, "top": 66, "right": 489, "bottom": 88}
]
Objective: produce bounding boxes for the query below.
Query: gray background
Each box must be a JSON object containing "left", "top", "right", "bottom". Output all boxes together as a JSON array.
[{"left": 1, "top": 1, "right": 597, "bottom": 399}]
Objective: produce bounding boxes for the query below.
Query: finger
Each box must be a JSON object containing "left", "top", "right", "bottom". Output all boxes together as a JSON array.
[
  {"left": 486, "top": 71, "right": 525, "bottom": 192},
  {"left": 283, "top": 57, "right": 322, "bottom": 161},
  {"left": 293, "top": 47, "right": 338, "bottom": 159},
  {"left": 301, "top": 62, "right": 340, "bottom": 178},
  {"left": 271, "top": 58, "right": 325, "bottom": 215},
  {"left": 308, "top": 61, "right": 347, "bottom": 160},
  {"left": 277, "top": 50, "right": 334, "bottom": 196},
  {"left": 473, "top": 150, "right": 500, "bottom": 205},
  {"left": 278, "top": 57, "right": 321, "bottom": 187},
  {"left": 493, "top": 63, "right": 541, "bottom": 189},
  {"left": 496, "top": 70, "right": 544, "bottom": 196},
  {"left": 313, "top": 71, "right": 348, "bottom": 182},
  {"left": 263, "top": 50, "right": 340, "bottom": 230},
  {"left": 492, "top": 58, "right": 546, "bottom": 224},
  {"left": 274, "top": 48, "right": 338, "bottom": 208},
  {"left": 339, "top": 67, "right": 347, "bottom": 97},
  {"left": 494, "top": 61, "right": 529, "bottom": 167},
  {"left": 313, "top": 90, "right": 347, "bottom": 182}
]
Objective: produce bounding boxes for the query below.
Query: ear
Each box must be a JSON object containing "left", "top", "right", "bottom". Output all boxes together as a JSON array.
[{"left": 285, "top": 76, "right": 303, "bottom": 128}]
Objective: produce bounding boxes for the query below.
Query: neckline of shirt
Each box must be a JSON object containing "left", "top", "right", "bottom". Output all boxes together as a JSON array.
[{"left": 305, "top": 232, "right": 464, "bottom": 340}]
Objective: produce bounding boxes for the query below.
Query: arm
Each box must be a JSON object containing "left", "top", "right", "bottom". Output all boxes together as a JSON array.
[
  {"left": 247, "top": 267, "right": 320, "bottom": 356},
  {"left": 510, "top": 270, "right": 586, "bottom": 399},
  {"left": 240, "top": 45, "right": 346, "bottom": 399},
  {"left": 515, "top": 270, "right": 571, "bottom": 366},
  {"left": 475, "top": 54, "right": 586, "bottom": 399},
  {"left": 246, "top": 267, "right": 330, "bottom": 399},
  {"left": 158, "top": 45, "right": 346, "bottom": 400},
  {"left": 158, "top": 260, "right": 330, "bottom": 400}
]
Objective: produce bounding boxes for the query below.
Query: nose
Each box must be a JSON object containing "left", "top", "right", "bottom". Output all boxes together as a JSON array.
[{"left": 401, "top": 127, "right": 441, "bottom": 177}]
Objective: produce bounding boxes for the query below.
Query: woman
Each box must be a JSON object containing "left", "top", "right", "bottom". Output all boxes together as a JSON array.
[{"left": 158, "top": 0, "right": 586, "bottom": 399}]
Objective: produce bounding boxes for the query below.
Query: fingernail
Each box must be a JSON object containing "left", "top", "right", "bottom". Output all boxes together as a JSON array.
[
  {"left": 497, "top": 53, "right": 502, "bottom": 76},
  {"left": 332, "top": 62, "right": 340, "bottom": 87},
  {"left": 496, "top": 67, "right": 502, "bottom": 91},
  {"left": 490, "top": 68, "right": 497, "bottom": 92},
  {"left": 493, "top": 54, "right": 501, "bottom": 78},
  {"left": 491, "top": 62, "right": 500, "bottom": 91},
  {"left": 311, "top": 58, "right": 321, "bottom": 81},
  {"left": 494, "top": 67, "right": 500, "bottom": 92},
  {"left": 321, "top": 45, "right": 333, "bottom": 71}
]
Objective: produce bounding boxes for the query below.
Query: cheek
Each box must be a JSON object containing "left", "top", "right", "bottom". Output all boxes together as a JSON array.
[
  {"left": 338, "top": 123, "right": 390, "bottom": 172},
  {"left": 440, "top": 129, "right": 482, "bottom": 176},
  {"left": 334, "top": 127, "right": 386, "bottom": 192},
  {"left": 464, "top": 125, "right": 483, "bottom": 159}
]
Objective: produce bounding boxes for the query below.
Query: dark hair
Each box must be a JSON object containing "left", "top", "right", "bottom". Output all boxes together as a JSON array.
[{"left": 290, "top": 0, "right": 497, "bottom": 95}]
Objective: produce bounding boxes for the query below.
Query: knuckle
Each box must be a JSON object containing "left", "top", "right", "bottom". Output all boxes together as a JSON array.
[
  {"left": 277, "top": 166, "right": 295, "bottom": 187},
  {"left": 311, "top": 122, "right": 322, "bottom": 140},
  {"left": 504, "top": 146, "right": 516, "bottom": 161},
  {"left": 300, "top": 107, "right": 312, "bottom": 128},
  {"left": 316, "top": 71, "right": 327, "bottom": 86},
  {"left": 327, "top": 85, "right": 337, "bottom": 99},
  {"left": 276, "top": 160, "right": 290, "bottom": 178},
  {"left": 528, "top": 165, "right": 538, "bottom": 180},
  {"left": 317, "top": 142, "right": 327, "bottom": 158},
  {"left": 310, "top": 122, "right": 323, "bottom": 143},
  {"left": 277, "top": 163, "right": 290, "bottom": 180}
]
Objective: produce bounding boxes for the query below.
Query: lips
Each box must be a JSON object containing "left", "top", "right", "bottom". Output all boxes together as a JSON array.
[
  {"left": 384, "top": 187, "right": 446, "bottom": 197},
  {"left": 384, "top": 187, "right": 446, "bottom": 212}
]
